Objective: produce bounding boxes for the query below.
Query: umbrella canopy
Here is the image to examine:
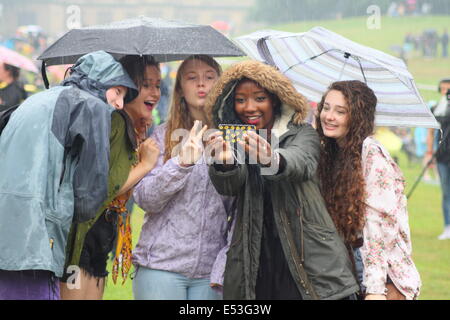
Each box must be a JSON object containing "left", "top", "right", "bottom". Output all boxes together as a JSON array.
[
  {"left": 211, "top": 21, "right": 231, "bottom": 32},
  {"left": 0, "top": 46, "right": 39, "bottom": 73},
  {"left": 235, "top": 27, "right": 439, "bottom": 128},
  {"left": 38, "top": 16, "right": 245, "bottom": 66}
]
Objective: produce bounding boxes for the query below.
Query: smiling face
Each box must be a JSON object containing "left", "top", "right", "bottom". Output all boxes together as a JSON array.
[
  {"left": 105, "top": 86, "right": 127, "bottom": 110},
  {"left": 234, "top": 80, "right": 275, "bottom": 130},
  {"left": 320, "top": 89, "right": 350, "bottom": 143},
  {"left": 179, "top": 59, "right": 219, "bottom": 110},
  {"left": 124, "top": 65, "right": 161, "bottom": 124}
]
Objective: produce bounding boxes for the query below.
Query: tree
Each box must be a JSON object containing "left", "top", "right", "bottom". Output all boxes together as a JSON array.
[{"left": 249, "top": 0, "right": 400, "bottom": 24}]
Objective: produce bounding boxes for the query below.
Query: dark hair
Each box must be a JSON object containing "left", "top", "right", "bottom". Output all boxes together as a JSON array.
[
  {"left": 3, "top": 63, "right": 20, "bottom": 80},
  {"left": 438, "top": 78, "right": 450, "bottom": 93},
  {"left": 219, "top": 77, "right": 282, "bottom": 125},
  {"left": 316, "top": 80, "right": 377, "bottom": 245},
  {"left": 119, "top": 55, "right": 160, "bottom": 89}
]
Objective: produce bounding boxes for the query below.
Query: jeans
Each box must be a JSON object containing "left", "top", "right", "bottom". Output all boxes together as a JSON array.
[
  {"left": 353, "top": 247, "right": 366, "bottom": 295},
  {"left": 437, "top": 162, "right": 450, "bottom": 226},
  {"left": 132, "top": 267, "right": 222, "bottom": 300}
]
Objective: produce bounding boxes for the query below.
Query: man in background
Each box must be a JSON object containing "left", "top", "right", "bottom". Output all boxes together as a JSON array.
[{"left": 426, "top": 78, "right": 450, "bottom": 240}]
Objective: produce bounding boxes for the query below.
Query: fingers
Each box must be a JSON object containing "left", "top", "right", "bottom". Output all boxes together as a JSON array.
[
  {"left": 139, "top": 138, "right": 159, "bottom": 154},
  {"left": 189, "top": 120, "right": 200, "bottom": 137},
  {"left": 238, "top": 131, "right": 272, "bottom": 164},
  {"left": 206, "top": 130, "right": 223, "bottom": 146},
  {"left": 190, "top": 120, "right": 207, "bottom": 138},
  {"left": 196, "top": 125, "right": 208, "bottom": 140}
]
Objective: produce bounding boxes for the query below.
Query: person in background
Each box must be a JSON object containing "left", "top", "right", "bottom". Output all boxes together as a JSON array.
[
  {"left": 441, "top": 28, "right": 449, "bottom": 58},
  {"left": 316, "top": 80, "right": 421, "bottom": 300},
  {"left": 0, "top": 62, "right": 27, "bottom": 111},
  {"left": 426, "top": 78, "right": 450, "bottom": 240}
]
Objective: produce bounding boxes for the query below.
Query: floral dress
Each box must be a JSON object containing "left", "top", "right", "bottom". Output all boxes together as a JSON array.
[{"left": 360, "top": 136, "right": 421, "bottom": 300}]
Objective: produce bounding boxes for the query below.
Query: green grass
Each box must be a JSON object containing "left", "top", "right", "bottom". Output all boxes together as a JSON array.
[
  {"left": 103, "top": 149, "right": 450, "bottom": 300},
  {"left": 392, "top": 151, "right": 450, "bottom": 300},
  {"left": 103, "top": 15, "right": 450, "bottom": 300}
]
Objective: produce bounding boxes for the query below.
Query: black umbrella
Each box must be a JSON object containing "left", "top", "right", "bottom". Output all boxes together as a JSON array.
[{"left": 38, "top": 16, "right": 245, "bottom": 87}]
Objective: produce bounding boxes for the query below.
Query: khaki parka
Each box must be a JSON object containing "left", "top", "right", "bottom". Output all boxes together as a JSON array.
[{"left": 206, "top": 60, "right": 359, "bottom": 300}]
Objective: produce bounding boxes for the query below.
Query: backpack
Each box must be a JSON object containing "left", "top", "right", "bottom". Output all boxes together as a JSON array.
[{"left": 0, "top": 104, "right": 19, "bottom": 136}]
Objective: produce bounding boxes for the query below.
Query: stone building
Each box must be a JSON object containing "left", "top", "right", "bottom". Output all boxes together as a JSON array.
[{"left": 0, "top": 0, "right": 256, "bottom": 38}]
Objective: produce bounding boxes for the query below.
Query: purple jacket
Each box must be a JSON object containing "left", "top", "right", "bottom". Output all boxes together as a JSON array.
[{"left": 132, "top": 124, "right": 233, "bottom": 282}]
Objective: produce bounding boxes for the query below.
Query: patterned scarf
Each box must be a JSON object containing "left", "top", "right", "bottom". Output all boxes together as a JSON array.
[{"left": 110, "top": 113, "right": 147, "bottom": 285}]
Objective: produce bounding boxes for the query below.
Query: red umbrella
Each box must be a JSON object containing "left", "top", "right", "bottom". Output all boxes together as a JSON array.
[
  {"left": 211, "top": 21, "right": 231, "bottom": 32},
  {"left": 0, "top": 46, "right": 39, "bottom": 73}
]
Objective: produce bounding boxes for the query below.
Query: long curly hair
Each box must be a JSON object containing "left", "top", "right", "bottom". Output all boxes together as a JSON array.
[
  {"left": 316, "top": 80, "right": 377, "bottom": 245},
  {"left": 163, "top": 55, "right": 222, "bottom": 162}
]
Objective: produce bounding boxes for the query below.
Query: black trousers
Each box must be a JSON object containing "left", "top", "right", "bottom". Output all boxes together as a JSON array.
[{"left": 255, "top": 208, "right": 303, "bottom": 300}]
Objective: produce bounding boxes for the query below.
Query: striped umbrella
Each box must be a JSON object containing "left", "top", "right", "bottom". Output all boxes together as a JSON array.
[{"left": 235, "top": 27, "right": 439, "bottom": 128}]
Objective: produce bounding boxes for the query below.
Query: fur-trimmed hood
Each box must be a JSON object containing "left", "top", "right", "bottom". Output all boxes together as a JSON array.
[{"left": 205, "top": 60, "right": 309, "bottom": 137}]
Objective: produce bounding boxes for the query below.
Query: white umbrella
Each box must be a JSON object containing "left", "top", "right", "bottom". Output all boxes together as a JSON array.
[{"left": 235, "top": 27, "right": 439, "bottom": 128}]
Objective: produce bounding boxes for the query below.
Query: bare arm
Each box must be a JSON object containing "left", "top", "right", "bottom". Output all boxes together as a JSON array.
[{"left": 117, "top": 138, "right": 159, "bottom": 196}]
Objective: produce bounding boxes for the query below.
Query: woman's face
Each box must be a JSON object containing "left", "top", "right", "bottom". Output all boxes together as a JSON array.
[
  {"left": 320, "top": 89, "right": 350, "bottom": 142},
  {"left": 124, "top": 65, "right": 161, "bottom": 124},
  {"left": 0, "top": 63, "right": 10, "bottom": 82},
  {"left": 105, "top": 86, "right": 127, "bottom": 110},
  {"left": 179, "top": 59, "right": 219, "bottom": 110},
  {"left": 234, "top": 80, "right": 274, "bottom": 130}
]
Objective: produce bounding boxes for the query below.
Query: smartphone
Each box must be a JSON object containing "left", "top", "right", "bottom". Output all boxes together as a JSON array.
[{"left": 218, "top": 124, "right": 256, "bottom": 144}]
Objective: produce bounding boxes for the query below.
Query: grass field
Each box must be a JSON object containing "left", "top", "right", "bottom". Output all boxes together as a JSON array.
[
  {"left": 103, "top": 15, "right": 450, "bottom": 300},
  {"left": 102, "top": 151, "right": 450, "bottom": 300}
]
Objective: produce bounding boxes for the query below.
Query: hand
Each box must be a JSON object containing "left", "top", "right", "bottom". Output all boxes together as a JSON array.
[
  {"left": 179, "top": 120, "right": 208, "bottom": 167},
  {"left": 206, "top": 130, "right": 234, "bottom": 165},
  {"left": 423, "top": 152, "right": 433, "bottom": 165},
  {"left": 365, "top": 294, "right": 387, "bottom": 300},
  {"left": 138, "top": 138, "right": 159, "bottom": 171},
  {"left": 238, "top": 131, "right": 273, "bottom": 166},
  {"left": 136, "top": 117, "right": 152, "bottom": 142}
]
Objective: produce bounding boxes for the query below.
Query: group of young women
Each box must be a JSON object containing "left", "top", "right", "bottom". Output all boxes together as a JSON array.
[{"left": 0, "top": 49, "right": 421, "bottom": 300}]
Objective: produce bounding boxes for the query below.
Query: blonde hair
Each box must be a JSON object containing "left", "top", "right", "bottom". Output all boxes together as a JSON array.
[{"left": 163, "top": 55, "right": 222, "bottom": 162}]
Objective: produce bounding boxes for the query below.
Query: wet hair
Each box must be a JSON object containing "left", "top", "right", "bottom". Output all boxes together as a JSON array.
[
  {"left": 119, "top": 55, "right": 160, "bottom": 89},
  {"left": 218, "top": 77, "right": 282, "bottom": 125},
  {"left": 315, "top": 80, "right": 377, "bottom": 245},
  {"left": 163, "top": 55, "right": 222, "bottom": 162},
  {"left": 3, "top": 63, "right": 20, "bottom": 80}
]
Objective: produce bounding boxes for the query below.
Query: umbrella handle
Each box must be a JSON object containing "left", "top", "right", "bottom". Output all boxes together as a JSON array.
[{"left": 41, "top": 61, "right": 50, "bottom": 89}]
